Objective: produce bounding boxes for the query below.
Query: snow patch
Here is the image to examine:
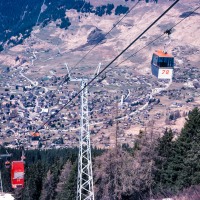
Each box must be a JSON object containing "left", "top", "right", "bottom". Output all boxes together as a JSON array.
[{"left": 0, "top": 193, "right": 14, "bottom": 200}]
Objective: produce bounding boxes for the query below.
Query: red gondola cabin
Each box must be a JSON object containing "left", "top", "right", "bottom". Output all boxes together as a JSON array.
[{"left": 11, "top": 161, "right": 25, "bottom": 189}]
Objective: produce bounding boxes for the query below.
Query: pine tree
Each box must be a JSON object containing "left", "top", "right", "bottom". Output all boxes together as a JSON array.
[
  {"left": 14, "top": 188, "right": 23, "bottom": 200},
  {"left": 154, "top": 129, "right": 174, "bottom": 193},
  {"left": 22, "top": 161, "right": 45, "bottom": 200},
  {"left": 175, "top": 108, "right": 200, "bottom": 189},
  {"left": 55, "top": 161, "right": 72, "bottom": 199},
  {"left": 40, "top": 170, "right": 57, "bottom": 200},
  {"left": 57, "top": 162, "right": 77, "bottom": 200},
  {"left": 179, "top": 107, "right": 200, "bottom": 146},
  {"left": 154, "top": 108, "right": 200, "bottom": 194}
]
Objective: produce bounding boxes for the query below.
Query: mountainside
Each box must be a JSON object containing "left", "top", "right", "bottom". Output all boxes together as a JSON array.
[
  {"left": 0, "top": 0, "right": 200, "bottom": 148},
  {"left": 0, "top": 0, "right": 200, "bottom": 199},
  {"left": 0, "top": 0, "right": 159, "bottom": 51},
  {"left": 0, "top": 0, "right": 93, "bottom": 50}
]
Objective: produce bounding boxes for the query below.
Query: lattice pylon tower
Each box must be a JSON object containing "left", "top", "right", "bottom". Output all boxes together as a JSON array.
[{"left": 77, "top": 79, "right": 94, "bottom": 200}]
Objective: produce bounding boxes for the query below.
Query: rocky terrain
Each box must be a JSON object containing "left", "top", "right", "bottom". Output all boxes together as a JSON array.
[{"left": 0, "top": 0, "right": 200, "bottom": 149}]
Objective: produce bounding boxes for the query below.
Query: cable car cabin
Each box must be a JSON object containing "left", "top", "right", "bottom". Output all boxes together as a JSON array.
[
  {"left": 30, "top": 132, "right": 40, "bottom": 147},
  {"left": 5, "top": 161, "right": 11, "bottom": 168},
  {"left": 31, "top": 132, "right": 40, "bottom": 140},
  {"left": 11, "top": 161, "right": 25, "bottom": 189},
  {"left": 151, "top": 50, "right": 174, "bottom": 79}
]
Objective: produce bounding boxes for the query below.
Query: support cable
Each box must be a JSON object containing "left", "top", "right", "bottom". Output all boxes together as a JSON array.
[
  {"left": 36, "top": 0, "right": 180, "bottom": 131},
  {"left": 66, "top": 0, "right": 141, "bottom": 73},
  {"left": 105, "top": 4, "right": 200, "bottom": 74}
]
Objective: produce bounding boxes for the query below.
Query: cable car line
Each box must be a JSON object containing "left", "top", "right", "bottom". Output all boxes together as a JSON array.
[
  {"left": 35, "top": 0, "right": 179, "bottom": 131},
  {"left": 65, "top": 0, "right": 141, "bottom": 74},
  {"left": 88, "top": 4, "right": 200, "bottom": 103},
  {"left": 4, "top": 1, "right": 197, "bottom": 192},
  {"left": 90, "top": 3, "right": 200, "bottom": 88},
  {"left": 59, "top": 1, "right": 142, "bottom": 92},
  {"left": 3, "top": 1, "right": 186, "bottom": 192},
  {"left": 39, "top": 1, "right": 199, "bottom": 131},
  {"left": 84, "top": 4, "right": 200, "bottom": 126},
  {"left": 104, "top": 4, "right": 200, "bottom": 76}
]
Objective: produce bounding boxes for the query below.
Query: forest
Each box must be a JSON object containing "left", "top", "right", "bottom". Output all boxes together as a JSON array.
[{"left": 0, "top": 107, "right": 200, "bottom": 199}]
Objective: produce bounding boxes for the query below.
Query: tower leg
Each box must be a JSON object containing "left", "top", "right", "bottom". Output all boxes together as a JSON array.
[{"left": 77, "top": 80, "right": 94, "bottom": 200}]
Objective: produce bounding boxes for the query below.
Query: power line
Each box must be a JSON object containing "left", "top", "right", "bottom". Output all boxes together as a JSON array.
[
  {"left": 59, "top": 0, "right": 141, "bottom": 94},
  {"left": 37, "top": 0, "right": 180, "bottom": 131},
  {"left": 80, "top": 0, "right": 180, "bottom": 89},
  {"left": 45, "top": 1, "right": 142, "bottom": 115}
]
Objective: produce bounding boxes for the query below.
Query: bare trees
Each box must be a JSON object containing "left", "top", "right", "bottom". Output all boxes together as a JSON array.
[
  {"left": 94, "top": 148, "right": 137, "bottom": 200},
  {"left": 93, "top": 130, "right": 158, "bottom": 200}
]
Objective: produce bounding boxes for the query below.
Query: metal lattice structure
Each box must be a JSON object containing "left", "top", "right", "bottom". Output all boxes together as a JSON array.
[
  {"left": 64, "top": 63, "right": 95, "bottom": 200},
  {"left": 77, "top": 79, "right": 94, "bottom": 200}
]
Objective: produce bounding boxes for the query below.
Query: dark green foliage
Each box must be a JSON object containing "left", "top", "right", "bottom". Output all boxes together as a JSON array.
[
  {"left": 146, "top": 0, "right": 158, "bottom": 3},
  {"left": 106, "top": 4, "right": 114, "bottom": 15},
  {"left": 56, "top": 162, "right": 77, "bottom": 200},
  {"left": 0, "top": 147, "right": 78, "bottom": 199},
  {"left": 10, "top": 94, "right": 14, "bottom": 100},
  {"left": 0, "top": 0, "right": 40, "bottom": 48},
  {"left": 0, "top": 45, "right": 3, "bottom": 51},
  {"left": 95, "top": 5, "right": 107, "bottom": 17},
  {"left": 154, "top": 107, "right": 200, "bottom": 194},
  {"left": 154, "top": 129, "right": 174, "bottom": 193},
  {"left": 0, "top": 0, "right": 76, "bottom": 51},
  {"left": 0, "top": 146, "right": 103, "bottom": 199},
  {"left": 157, "top": 129, "right": 173, "bottom": 160},
  {"left": 14, "top": 188, "right": 23, "bottom": 200},
  {"left": 23, "top": 161, "right": 46, "bottom": 200},
  {"left": 59, "top": 18, "right": 71, "bottom": 30},
  {"left": 95, "top": 4, "right": 115, "bottom": 16},
  {"left": 115, "top": 5, "right": 129, "bottom": 15},
  {"left": 1, "top": 166, "right": 12, "bottom": 193}
]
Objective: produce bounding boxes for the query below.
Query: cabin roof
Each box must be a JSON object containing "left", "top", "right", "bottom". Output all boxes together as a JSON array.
[
  {"left": 154, "top": 50, "right": 173, "bottom": 58},
  {"left": 31, "top": 132, "right": 40, "bottom": 137}
]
